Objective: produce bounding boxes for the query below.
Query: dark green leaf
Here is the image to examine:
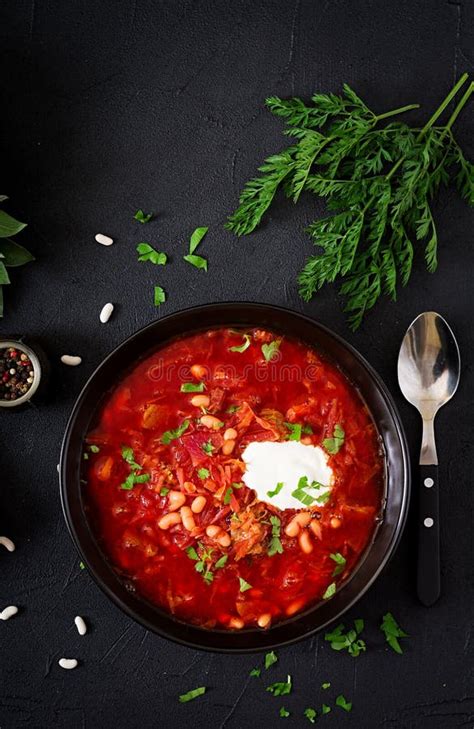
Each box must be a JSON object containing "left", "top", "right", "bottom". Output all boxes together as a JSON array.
[
  {"left": 0, "top": 210, "right": 27, "bottom": 238},
  {"left": 0, "top": 238, "right": 34, "bottom": 267}
]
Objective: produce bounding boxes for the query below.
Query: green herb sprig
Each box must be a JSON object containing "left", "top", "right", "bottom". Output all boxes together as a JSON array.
[{"left": 226, "top": 75, "right": 474, "bottom": 328}]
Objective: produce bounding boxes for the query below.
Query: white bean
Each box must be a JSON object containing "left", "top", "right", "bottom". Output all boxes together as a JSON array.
[
  {"left": 61, "top": 355, "right": 82, "bottom": 367},
  {"left": 95, "top": 233, "right": 113, "bottom": 246},
  {"left": 0, "top": 536, "right": 15, "bottom": 552},
  {"left": 58, "top": 658, "right": 78, "bottom": 670},
  {"left": 0, "top": 605, "right": 18, "bottom": 620},
  {"left": 99, "top": 303, "right": 114, "bottom": 324},
  {"left": 74, "top": 615, "right": 87, "bottom": 636}
]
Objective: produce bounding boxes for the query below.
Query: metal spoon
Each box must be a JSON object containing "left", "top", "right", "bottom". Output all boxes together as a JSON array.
[{"left": 397, "top": 311, "right": 460, "bottom": 606}]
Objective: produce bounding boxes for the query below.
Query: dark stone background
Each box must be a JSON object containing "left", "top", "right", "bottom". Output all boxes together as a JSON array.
[{"left": 0, "top": 1, "right": 473, "bottom": 727}]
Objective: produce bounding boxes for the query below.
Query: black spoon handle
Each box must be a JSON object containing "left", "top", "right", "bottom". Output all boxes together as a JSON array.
[{"left": 417, "top": 465, "right": 440, "bottom": 606}]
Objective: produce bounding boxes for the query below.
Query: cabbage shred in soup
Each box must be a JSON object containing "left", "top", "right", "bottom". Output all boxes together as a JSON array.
[{"left": 84, "top": 328, "right": 384, "bottom": 630}]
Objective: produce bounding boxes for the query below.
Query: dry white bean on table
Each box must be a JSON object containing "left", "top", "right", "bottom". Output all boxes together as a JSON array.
[
  {"left": 95, "top": 233, "right": 113, "bottom": 246},
  {"left": 99, "top": 303, "right": 114, "bottom": 324},
  {"left": 74, "top": 615, "right": 87, "bottom": 635},
  {"left": 0, "top": 536, "right": 15, "bottom": 552},
  {"left": 0, "top": 605, "right": 18, "bottom": 620},
  {"left": 61, "top": 355, "right": 82, "bottom": 366},
  {"left": 58, "top": 658, "right": 78, "bottom": 670}
]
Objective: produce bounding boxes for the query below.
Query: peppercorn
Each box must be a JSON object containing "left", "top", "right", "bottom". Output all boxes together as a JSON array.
[{"left": 0, "top": 346, "right": 35, "bottom": 402}]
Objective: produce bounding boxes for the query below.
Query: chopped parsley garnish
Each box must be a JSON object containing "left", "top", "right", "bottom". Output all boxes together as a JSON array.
[
  {"left": 239, "top": 577, "right": 252, "bottom": 592},
  {"left": 183, "top": 254, "right": 207, "bottom": 271},
  {"left": 229, "top": 333, "right": 251, "bottom": 353},
  {"left": 279, "top": 707, "right": 290, "bottom": 718},
  {"left": 134, "top": 209, "right": 153, "bottom": 224},
  {"left": 323, "top": 424, "right": 345, "bottom": 454},
  {"left": 267, "top": 482, "right": 284, "bottom": 498},
  {"left": 180, "top": 381, "right": 205, "bottom": 393},
  {"left": 322, "top": 582, "right": 336, "bottom": 600},
  {"left": 83, "top": 453, "right": 89, "bottom": 460},
  {"left": 197, "top": 467, "right": 210, "bottom": 479},
  {"left": 335, "top": 695, "right": 352, "bottom": 712},
  {"left": 223, "top": 486, "right": 233, "bottom": 505},
  {"left": 186, "top": 543, "right": 215, "bottom": 584},
  {"left": 321, "top": 682, "right": 330, "bottom": 689},
  {"left": 284, "top": 422, "right": 312, "bottom": 440},
  {"left": 285, "top": 422, "right": 301, "bottom": 440},
  {"left": 226, "top": 404, "right": 240, "bottom": 414},
  {"left": 79, "top": 561, "right": 85, "bottom": 570},
  {"left": 380, "top": 612, "right": 408, "bottom": 654},
  {"left": 268, "top": 516, "right": 283, "bottom": 556},
  {"left": 304, "top": 708, "right": 317, "bottom": 723},
  {"left": 322, "top": 704, "right": 331, "bottom": 714},
  {"left": 184, "top": 226, "right": 208, "bottom": 271},
  {"left": 161, "top": 419, "right": 190, "bottom": 444},
  {"left": 120, "top": 446, "right": 150, "bottom": 489},
  {"left": 250, "top": 667, "right": 261, "bottom": 677},
  {"left": 325, "top": 620, "right": 366, "bottom": 657},
  {"left": 137, "top": 242, "right": 167, "bottom": 265},
  {"left": 160, "top": 487, "right": 170, "bottom": 496},
  {"left": 89, "top": 445, "right": 100, "bottom": 453},
  {"left": 189, "top": 226, "right": 208, "bottom": 253},
  {"left": 291, "top": 475, "right": 326, "bottom": 506},
  {"left": 202, "top": 440, "right": 214, "bottom": 454},
  {"left": 265, "top": 651, "right": 278, "bottom": 669},
  {"left": 261, "top": 339, "right": 281, "bottom": 362},
  {"left": 178, "top": 687, "right": 206, "bottom": 703},
  {"left": 266, "top": 675, "right": 292, "bottom": 696},
  {"left": 330, "top": 552, "right": 347, "bottom": 576},
  {"left": 214, "top": 554, "right": 228, "bottom": 570},
  {"left": 154, "top": 285, "right": 166, "bottom": 307}
]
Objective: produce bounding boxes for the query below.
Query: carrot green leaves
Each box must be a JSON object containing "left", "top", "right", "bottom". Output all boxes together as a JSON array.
[{"left": 226, "top": 76, "right": 474, "bottom": 328}]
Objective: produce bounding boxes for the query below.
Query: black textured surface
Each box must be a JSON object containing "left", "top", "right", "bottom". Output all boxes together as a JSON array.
[{"left": 0, "top": 1, "right": 473, "bottom": 727}]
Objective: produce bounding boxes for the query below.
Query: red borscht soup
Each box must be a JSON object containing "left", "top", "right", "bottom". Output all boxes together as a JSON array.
[{"left": 84, "top": 328, "right": 384, "bottom": 630}]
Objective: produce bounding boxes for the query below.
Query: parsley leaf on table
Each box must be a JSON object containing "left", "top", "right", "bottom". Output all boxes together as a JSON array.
[{"left": 380, "top": 612, "right": 408, "bottom": 654}]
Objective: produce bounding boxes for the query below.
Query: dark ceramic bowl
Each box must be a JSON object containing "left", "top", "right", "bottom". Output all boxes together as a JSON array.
[{"left": 60, "top": 303, "right": 410, "bottom": 652}]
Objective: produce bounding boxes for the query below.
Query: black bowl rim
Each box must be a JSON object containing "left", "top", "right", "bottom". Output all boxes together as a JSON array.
[{"left": 60, "top": 302, "right": 410, "bottom": 653}]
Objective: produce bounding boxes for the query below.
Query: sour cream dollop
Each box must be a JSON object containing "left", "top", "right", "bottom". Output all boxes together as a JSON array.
[{"left": 242, "top": 440, "right": 333, "bottom": 511}]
